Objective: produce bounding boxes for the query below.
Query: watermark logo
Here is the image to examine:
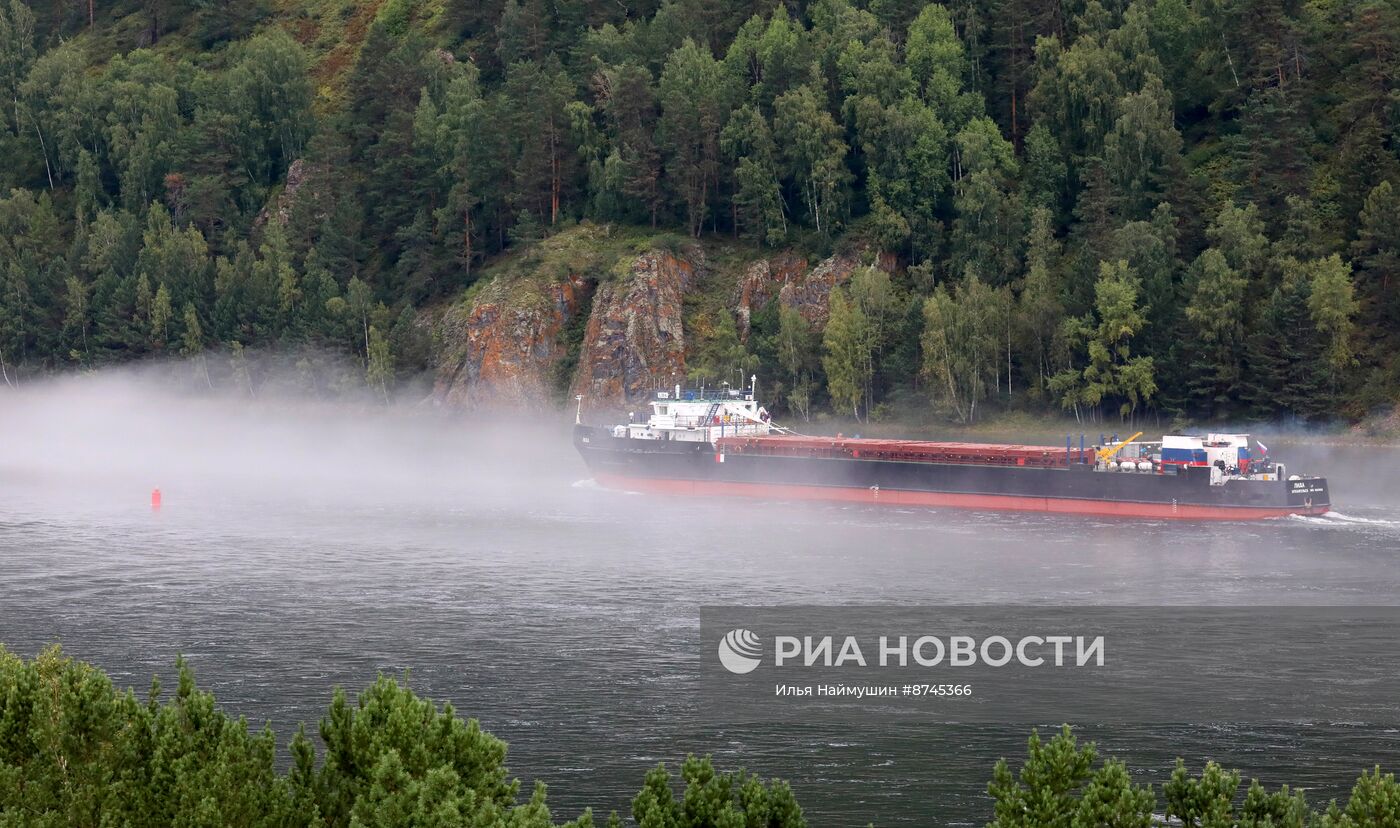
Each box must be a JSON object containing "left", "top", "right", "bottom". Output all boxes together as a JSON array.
[
  {"left": 718, "top": 628, "right": 763, "bottom": 674},
  {"left": 701, "top": 606, "right": 1400, "bottom": 724}
]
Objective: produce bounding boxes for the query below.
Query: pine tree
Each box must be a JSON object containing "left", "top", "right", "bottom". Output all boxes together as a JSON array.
[
  {"left": 503, "top": 56, "right": 579, "bottom": 230},
  {"left": 134, "top": 272, "right": 153, "bottom": 335},
  {"left": 1072, "top": 760, "right": 1156, "bottom": 827},
  {"left": 596, "top": 63, "right": 663, "bottom": 226},
  {"left": 1351, "top": 181, "right": 1400, "bottom": 356},
  {"left": 951, "top": 117, "right": 1022, "bottom": 284},
  {"left": 988, "top": 726, "right": 1098, "bottom": 828},
  {"left": 1228, "top": 85, "right": 1315, "bottom": 230},
  {"left": 1276, "top": 195, "right": 1330, "bottom": 261},
  {"left": 134, "top": 202, "right": 210, "bottom": 317},
  {"left": 61, "top": 274, "right": 89, "bottom": 360},
  {"left": 1206, "top": 203, "right": 1271, "bottom": 285},
  {"left": 1184, "top": 248, "right": 1246, "bottom": 419},
  {"left": 1242, "top": 264, "right": 1324, "bottom": 420},
  {"left": 413, "top": 57, "right": 487, "bottom": 277},
  {"left": 179, "top": 303, "right": 200, "bottom": 355},
  {"left": 1019, "top": 207, "right": 1064, "bottom": 396},
  {"left": 1108, "top": 207, "right": 1180, "bottom": 372},
  {"left": 658, "top": 39, "right": 732, "bottom": 237},
  {"left": 630, "top": 755, "right": 806, "bottom": 828},
  {"left": 1164, "top": 760, "right": 1242, "bottom": 827},
  {"left": 720, "top": 105, "right": 785, "bottom": 244},
  {"left": 1022, "top": 122, "right": 1066, "bottom": 216},
  {"left": 346, "top": 20, "right": 434, "bottom": 266},
  {"left": 1321, "top": 766, "right": 1400, "bottom": 827}
]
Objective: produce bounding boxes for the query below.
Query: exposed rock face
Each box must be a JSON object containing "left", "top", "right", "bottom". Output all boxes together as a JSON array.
[
  {"left": 733, "top": 250, "right": 866, "bottom": 337},
  {"left": 570, "top": 249, "right": 701, "bottom": 412},
  {"left": 255, "top": 159, "right": 327, "bottom": 228},
  {"left": 734, "top": 252, "right": 807, "bottom": 339},
  {"left": 425, "top": 232, "right": 878, "bottom": 414},
  {"left": 776, "top": 250, "right": 863, "bottom": 329},
  {"left": 432, "top": 274, "right": 587, "bottom": 411}
]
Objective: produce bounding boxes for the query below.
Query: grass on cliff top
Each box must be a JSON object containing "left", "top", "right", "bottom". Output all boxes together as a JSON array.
[
  {"left": 460, "top": 222, "right": 825, "bottom": 372},
  {"left": 457, "top": 222, "right": 825, "bottom": 388},
  {"left": 460, "top": 222, "right": 769, "bottom": 312}
]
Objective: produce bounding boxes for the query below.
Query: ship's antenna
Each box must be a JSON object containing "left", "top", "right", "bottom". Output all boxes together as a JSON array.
[
  {"left": 575, "top": 395, "right": 583, "bottom": 425},
  {"left": 751, "top": 373, "right": 757, "bottom": 402}
]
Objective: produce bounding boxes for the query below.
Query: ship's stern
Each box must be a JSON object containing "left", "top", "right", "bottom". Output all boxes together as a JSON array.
[{"left": 1286, "top": 476, "right": 1330, "bottom": 515}]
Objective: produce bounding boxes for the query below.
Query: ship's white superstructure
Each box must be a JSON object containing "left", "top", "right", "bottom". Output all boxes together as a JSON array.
[{"left": 611, "top": 379, "right": 776, "bottom": 443}]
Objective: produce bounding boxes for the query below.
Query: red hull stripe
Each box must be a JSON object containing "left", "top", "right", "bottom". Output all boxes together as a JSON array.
[{"left": 593, "top": 474, "right": 1327, "bottom": 521}]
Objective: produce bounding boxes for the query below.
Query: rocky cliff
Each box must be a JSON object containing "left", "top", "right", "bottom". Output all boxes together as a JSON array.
[
  {"left": 734, "top": 253, "right": 806, "bottom": 340},
  {"left": 255, "top": 159, "right": 328, "bottom": 229},
  {"left": 569, "top": 248, "right": 701, "bottom": 412},
  {"left": 775, "top": 250, "right": 864, "bottom": 328},
  {"left": 431, "top": 273, "right": 588, "bottom": 411},
  {"left": 732, "top": 250, "right": 867, "bottom": 338},
  {"left": 428, "top": 226, "right": 874, "bottom": 413}
]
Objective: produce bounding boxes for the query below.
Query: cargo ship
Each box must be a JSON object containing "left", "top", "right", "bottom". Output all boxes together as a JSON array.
[{"left": 572, "top": 380, "right": 1330, "bottom": 520}]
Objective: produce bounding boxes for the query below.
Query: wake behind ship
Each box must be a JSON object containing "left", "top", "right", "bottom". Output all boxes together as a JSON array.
[{"left": 573, "top": 380, "right": 1330, "bottom": 520}]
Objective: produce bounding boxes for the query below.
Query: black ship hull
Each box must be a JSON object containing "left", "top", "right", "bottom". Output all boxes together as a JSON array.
[{"left": 573, "top": 426, "right": 1331, "bottom": 520}]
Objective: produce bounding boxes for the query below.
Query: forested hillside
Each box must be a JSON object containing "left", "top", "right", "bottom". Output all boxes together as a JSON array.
[{"left": 0, "top": 0, "right": 1397, "bottom": 424}]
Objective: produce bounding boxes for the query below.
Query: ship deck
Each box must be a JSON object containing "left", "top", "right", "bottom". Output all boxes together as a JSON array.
[{"left": 715, "top": 435, "right": 1090, "bottom": 469}]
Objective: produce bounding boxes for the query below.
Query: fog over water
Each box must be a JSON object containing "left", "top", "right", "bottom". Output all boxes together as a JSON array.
[{"left": 2, "top": 367, "right": 1399, "bottom": 825}]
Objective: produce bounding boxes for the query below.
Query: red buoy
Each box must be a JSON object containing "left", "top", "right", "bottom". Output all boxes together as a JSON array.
[{"left": 151, "top": 488, "right": 162, "bottom": 510}]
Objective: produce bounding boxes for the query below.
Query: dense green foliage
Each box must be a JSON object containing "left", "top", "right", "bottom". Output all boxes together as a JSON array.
[
  {"left": 0, "top": 0, "right": 1398, "bottom": 422},
  {"left": 0, "top": 646, "right": 808, "bottom": 827},
  {"left": 989, "top": 726, "right": 1400, "bottom": 827},
  {"left": 2, "top": 649, "right": 1398, "bottom": 825}
]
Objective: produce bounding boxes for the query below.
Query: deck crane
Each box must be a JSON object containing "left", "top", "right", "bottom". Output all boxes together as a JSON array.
[{"left": 1096, "top": 431, "right": 1144, "bottom": 464}]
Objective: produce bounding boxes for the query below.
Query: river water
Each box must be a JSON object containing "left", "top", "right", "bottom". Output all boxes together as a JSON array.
[{"left": 1, "top": 374, "right": 1398, "bottom": 825}]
